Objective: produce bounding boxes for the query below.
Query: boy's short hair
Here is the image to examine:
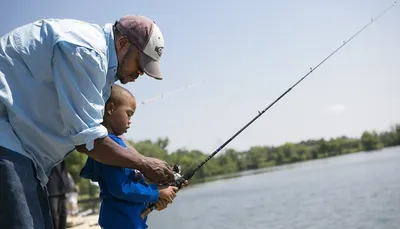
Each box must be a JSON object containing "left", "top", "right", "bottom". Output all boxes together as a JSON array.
[{"left": 106, "top": 84, "right": 135, "bottom": 107}]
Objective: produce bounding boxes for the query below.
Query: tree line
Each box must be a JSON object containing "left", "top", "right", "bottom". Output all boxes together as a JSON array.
[{"left": 65, "top": 124, "right": 400, "bottom": 197}]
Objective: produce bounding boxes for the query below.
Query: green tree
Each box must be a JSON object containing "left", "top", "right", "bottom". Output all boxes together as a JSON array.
[
  {"left": 155, "top": 137, "right": 169, "bottom": 150},
  {"left": 379, "top": 131, "right": 397, "bottom": 147},
  {"left": 64, "top": 150, "right": 99, "bottom": 197},
  {"left": 246, "top": 146, "right": 267, "bottom": 169},
  {"left": 317, "top": 138, "right": 329, "bottom": 158},
  {"left": 217, "top": 149, "right": 239, "bottom": 174},
  {"left": 392, "top": 124, "right": 400, "bottom": 145},
  {"left": 132, "top": 139, "right": 169, "bottom": 160},
  {"left": 68, "top": 123, "right": 400, "bottom": 200},
  {"left": 64, "top": 150, "right": 87, "bottom": 181},
  {"left": 296, "top": 144, "right": 310, "bottom": 161},
  {"left": 279, "top": 143, "right": 298, "bottom": 163},
  {"left": 361, "top": 130, "right": 383, "bottom": 151}
]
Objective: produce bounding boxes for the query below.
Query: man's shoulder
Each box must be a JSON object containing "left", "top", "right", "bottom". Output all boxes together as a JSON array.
[{"left": 46, "top": 19, "right": 109, "bottom": 56}]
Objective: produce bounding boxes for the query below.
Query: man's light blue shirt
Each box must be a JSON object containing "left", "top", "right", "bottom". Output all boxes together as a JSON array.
[{"left": 0, "top": 19, "right": 119, "bottom": 186}]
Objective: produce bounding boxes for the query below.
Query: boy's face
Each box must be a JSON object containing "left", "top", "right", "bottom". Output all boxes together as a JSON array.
[{"left": 107, "top": 96, "right": 136, "bottom": 136}]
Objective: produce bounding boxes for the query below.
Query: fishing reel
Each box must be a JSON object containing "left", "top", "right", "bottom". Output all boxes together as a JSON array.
[
  {"left": 172, "top": 164, "right": 196, "bottom": 189},
  {"left": 172, "top": 164, "right": 185, "bottom": 189}
]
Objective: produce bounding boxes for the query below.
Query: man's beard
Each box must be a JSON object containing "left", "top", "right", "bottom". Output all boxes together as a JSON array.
[
  {"left": 116, "top": 54, "right": 130, "bottom": 84},
  {"left": 116, "top": 50, "right": 139, "bottom": 84}
]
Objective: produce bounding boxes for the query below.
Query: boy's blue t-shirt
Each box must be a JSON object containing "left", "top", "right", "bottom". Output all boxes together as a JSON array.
[{"left": 80, "top": 133, "right": 159, "bottom": 229}]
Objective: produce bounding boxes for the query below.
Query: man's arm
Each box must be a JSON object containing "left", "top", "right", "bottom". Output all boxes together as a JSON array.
[
  {"left": 76, "top": 136, "right": 145, "bottom": 172},
  {"left": 119, "top": 136, "right": 176, "bottom": 183},
  {"left": 51, "top": 41, "right": 174, "bottom": 183},
  {"left": 121, "top": 136, "right": 139, "bottom": 153},
  {"left": 76, "top": 137, "right": 174, "bottom": 183}
]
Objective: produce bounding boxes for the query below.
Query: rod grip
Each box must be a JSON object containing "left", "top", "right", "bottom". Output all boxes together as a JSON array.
[
  {"left": 141, "top": 205, "right": 155, "bottom": 219},
  {"left": 140, "top": 168, "right": 192, "bottom": 219}
]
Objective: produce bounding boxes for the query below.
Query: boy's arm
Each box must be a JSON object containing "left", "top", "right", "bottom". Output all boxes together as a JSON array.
[{"left": 100, "top": 164, "right": 159, "bottom": 203}]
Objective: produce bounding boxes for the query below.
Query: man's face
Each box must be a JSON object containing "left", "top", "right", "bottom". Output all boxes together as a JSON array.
[{"left": 115, "top": 36, "right": 144, "bottom": 84}]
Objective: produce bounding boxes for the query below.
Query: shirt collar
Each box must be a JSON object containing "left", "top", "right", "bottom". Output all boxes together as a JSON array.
[{"left": 103, "top": 23, "right": 119, "bottom": 83}]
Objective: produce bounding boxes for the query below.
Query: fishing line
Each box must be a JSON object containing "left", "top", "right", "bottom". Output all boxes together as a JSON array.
[
  {"left": 136, "top": 83, "right": 197, "bottom": 107},
  {"left": 141, "top": 2, "right": 397, "bottom": 218},
  {"left": 178, "top": 1, "right": 397, "bottom": 177}
]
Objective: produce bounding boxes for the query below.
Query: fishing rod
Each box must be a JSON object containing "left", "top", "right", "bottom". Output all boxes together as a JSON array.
[{"left": 141, "top": 2, "right": 397, "bottom": 219}]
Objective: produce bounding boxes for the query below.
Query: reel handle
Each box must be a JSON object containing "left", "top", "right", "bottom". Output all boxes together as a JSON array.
[{"left": 140, "top": 165, "right": 183, "bottom": 219}]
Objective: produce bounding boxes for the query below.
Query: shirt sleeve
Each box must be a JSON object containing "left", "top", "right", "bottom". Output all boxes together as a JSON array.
[
  {"left": 51, "top": 41, "right": 108, "bottom": 150},
  {"left": 100, "top": 164, "right": 160, "bottom": 203}
]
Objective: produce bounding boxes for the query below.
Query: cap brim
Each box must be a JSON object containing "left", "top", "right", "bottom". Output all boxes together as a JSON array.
[{"left": 140, "top": 52, "right": 162, "bottom": 80}]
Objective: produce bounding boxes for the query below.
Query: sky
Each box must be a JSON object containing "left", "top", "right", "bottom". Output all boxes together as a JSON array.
[{"left": 1, "top": 0, "right": 399, "bottom": 154}]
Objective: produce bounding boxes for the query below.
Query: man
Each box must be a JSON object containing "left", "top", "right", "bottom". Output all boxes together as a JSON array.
[
  {"left": 47, "top": 161, "right": 74, "bottom": 229},
  {"left": 0, "top": 15, "right": 176, "bottom": 229}
]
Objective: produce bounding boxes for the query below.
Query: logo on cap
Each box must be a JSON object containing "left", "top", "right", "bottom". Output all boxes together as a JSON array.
[{"left": 155, "top": 46, "right": 163, "bottom": 58}]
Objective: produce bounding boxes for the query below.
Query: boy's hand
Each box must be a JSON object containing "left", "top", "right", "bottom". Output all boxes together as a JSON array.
[
  {"left": 154, "top": 199, "right": 169, "bottom": 211},
  {"left": 181, "top": 180, "right": 189, "bottom": 188},
  {"left": 158, "top": 185, "right": 178, "bottom": 203}
]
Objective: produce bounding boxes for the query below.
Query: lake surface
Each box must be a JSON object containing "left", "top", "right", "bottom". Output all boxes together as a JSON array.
[{"left": 147, "top": 146, "right": 400, "bottom": 229}]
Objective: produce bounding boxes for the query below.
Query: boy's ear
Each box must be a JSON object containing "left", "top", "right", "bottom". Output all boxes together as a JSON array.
[{"left": 105, "top": 102, "right": 115, "bottom": 115}]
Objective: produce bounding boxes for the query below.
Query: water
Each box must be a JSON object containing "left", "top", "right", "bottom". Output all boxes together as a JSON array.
[{"left": 147, "top": 146, "right": 400, "bottom": 229}]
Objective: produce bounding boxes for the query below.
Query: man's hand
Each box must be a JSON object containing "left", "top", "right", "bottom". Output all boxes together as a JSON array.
[
  {"left": 141, "top": 157, "right": 175, "bottom": 184},
  {"left": 120, "top": 137, "right": 175, "bottom": 184}
]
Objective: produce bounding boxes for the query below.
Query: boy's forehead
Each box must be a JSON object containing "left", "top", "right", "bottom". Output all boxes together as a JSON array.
[
  {"left": 123, "top": 94, "right": 136, "bottom": 107},
  {"left": 110, "top": 84, "right": 135, "bottom": 101},
  {"left": 117, "top": 91, "right": 135, "bottom": 102}
]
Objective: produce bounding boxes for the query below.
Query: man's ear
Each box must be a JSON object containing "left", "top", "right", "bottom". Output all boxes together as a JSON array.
[
  {"left": 116, "top": 36, "right": 130, "bottom": 53},
  {"left": 105, "top": 102, "right": 115, "bottom": 115}
]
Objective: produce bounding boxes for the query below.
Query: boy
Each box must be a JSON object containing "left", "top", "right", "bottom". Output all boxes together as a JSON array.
[{"left": 80, "top": 84, "right": 179, "bottom": 229}]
